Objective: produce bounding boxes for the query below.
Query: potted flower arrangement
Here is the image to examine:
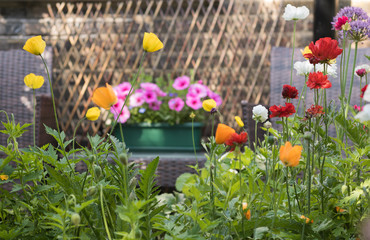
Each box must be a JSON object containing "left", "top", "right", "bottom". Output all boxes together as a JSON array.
[{"left": 108, "top": 73, "right": 222, "bottom": 151}]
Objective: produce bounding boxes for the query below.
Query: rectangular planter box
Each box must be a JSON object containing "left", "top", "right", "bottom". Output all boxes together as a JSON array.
[{"left": 113, "top": 122, "right": 204, "bottom": 152}]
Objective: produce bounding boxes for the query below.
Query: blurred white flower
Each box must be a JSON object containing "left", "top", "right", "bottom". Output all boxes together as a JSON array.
[
  {"left": 363, "top": 86, "right": 370, "bottom": 102},
  {"left": 316, "top": 63, "right": 338, "bottom": 78},
  {"left": 294, "top": 60, "right": 313, "bottom": 76},
  {"left": 252, "top": 105, "right": 269, "bottom": 123},
  {"left": 354, "top": 104, "right": 370, "bottom": 122},
  {"left": 282, "top": 4, "right": 309, "bottom": 21}
]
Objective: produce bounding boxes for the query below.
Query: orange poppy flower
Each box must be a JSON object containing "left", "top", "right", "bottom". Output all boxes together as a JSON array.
[
  {"left": 279, "top": 142, "right": 302, "bottom": 167},
  {"left": 300, "top": 215, "right": 313, "bottom": 224},
  {"left": 242, "top": 202, "right": 251, "bottom": 220},
  {"left": 92, "top": 83, "right": 118, "bottom": 110},
  {"left": 215, "top": 123, "right": 235, "bottom": 144}
]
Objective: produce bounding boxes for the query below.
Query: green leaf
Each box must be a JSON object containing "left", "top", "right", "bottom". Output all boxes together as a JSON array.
[
  {"left": 175, "top": 173, "right": 195, "bottom": 192},
  {"left": 254, "top": 227, "right": 269, "bottom": 239}
]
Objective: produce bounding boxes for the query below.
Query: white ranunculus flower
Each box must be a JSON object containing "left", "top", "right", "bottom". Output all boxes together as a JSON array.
[
  {"left": 282, "top": 4, "right": 310, "bottom": 21},
  {"left": 355, "top": 64, "right": 370, "bottom": 77},
  {"left": 316, "top": 63, "right": 338, "bottom": 78},
  {"left": 363, "top": 86, "right": 370, "bottom": 102},
  {"left": 294, "top": 60, "right": 314, "bottom": 76},
  {"left": 252, "top": 105, "right": 268, "bottom": 123},
  {"left": 354, "top": 104, "right": 370, "bottom": 122}
]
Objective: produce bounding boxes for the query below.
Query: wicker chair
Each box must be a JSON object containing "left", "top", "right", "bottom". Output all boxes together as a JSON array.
[{"left": 0, "top": 47, "right": 55, "bottom": 149}]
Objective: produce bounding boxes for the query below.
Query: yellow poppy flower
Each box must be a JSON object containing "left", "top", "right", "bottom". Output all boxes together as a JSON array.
[
  {"left": 234, "top": 116, "right": 244, "bottom": 127},
  {"left": 301, "top": 46, "right": 311, "bottom": 59},
  {"left": 92, "top": 83, "right": 118, "bottom": 110},
  {"left": 215, "top": 123, "right": 235, "bottom": 144},
  {"left": 143, "top": 32, "right": 163, "bottom": 52},
  {"left": 0, "top": 175, "right": 9, "bottom": 181},
  {"left": 23, "top": 35, "right": 46, "bottom": 55},
  {"left": 242, "top": 202, "right": 251, "bottom": 220},
  {"left": 202, "top": 99, "right": 217, "bottom": 112},
  {"left": 86, "top": 107, "right": 101, "bottom": 121},
  {"left": 279, "top": 141, "right": 302, "bottom": 167},
  {"left": 24, "top": 73, "right": 45, "bottom": 89}
]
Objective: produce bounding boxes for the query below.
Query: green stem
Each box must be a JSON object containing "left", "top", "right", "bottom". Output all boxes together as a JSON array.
[
  {"left": 100, "top": 185, "right": 112, "bottom": 240},
  {"left": 239, "top": 153, "right": 244, "bottom": 237},
  {"left": 72, "top": 118, "right": 85, "bottom": 160},
  {"left": 33, "top": 89, "right": 36, "bottom": 147},
  {"left": 346, "top": 41, "right": 359, "bottom": 116},
  {"left": 109, "top": 52, "right": 147, "bottom": 137},
  {"left": 191, "top": 118, "right": 198, "bottom": 167},
  {"left": 285, "top": 167, "right": 292, "bottom": 219},
  {"left": 307, "top": 118, "right": 312, "bottom": 215},
  {"left": 290, "top": 21, "right": 297, "bottom": 86}
]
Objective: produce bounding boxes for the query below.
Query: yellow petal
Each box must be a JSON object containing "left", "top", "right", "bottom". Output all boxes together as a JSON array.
[
  {"left": 143, "top": 32, "right": 163, "bottom": 52},
  {"left": 202, "top": 99, "right": 217, "bottom": 112},
  {"left": 0, "top": 175, "right": 9, "bottom": 181},
  {"left": 235, "top": 116, "right": 244, "bottom": 127},
  {"left": 24, "top": 73, "right": 45, "bottom": 89},
  {"left": 23, "top": 35, "right": 46, "bottom": 55},
  {"left": 301, "top": 46, "right": 311, "bottom": 59},
  {"left": 86, "top": 107, "right": 101, "bottom": 121}
]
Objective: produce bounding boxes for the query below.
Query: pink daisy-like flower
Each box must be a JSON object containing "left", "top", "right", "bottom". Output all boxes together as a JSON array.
[
  {"left": 168, "top": 97, "right": 185, "bottom": 112},
  {"left": 140, "top": 82, "right": 160, "bottom": 91},
  {"left": 111, "top": 98, "right": 125, "bottom": 114},
  {"left": 149, "top": 100, "right": 162, "bottom": 111},
  {"left": 188, "top": 83, "right": 208, "bottom": 98},
  {"left": 114, "top": 105, "right": 130, "bottom": 124},
  {"left": 173, "top": 76, "right": 190, "bottom": 90},
  {"left": 114, "top": 82, "right": 131, "bottom": 100},
  {"left": 186, "top": 96, "right": 202, "bottom": 110},
  {"left": 143, "top": 90, "right": 157, "bottom": 103},
  {"left": 129, "top": 92, "right": 145, "bottom": 107},
  {"left": 208, "top": 91, "right": 222, "bottom": 106}
]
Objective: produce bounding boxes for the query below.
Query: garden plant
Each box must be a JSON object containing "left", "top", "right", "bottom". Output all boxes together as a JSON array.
[{"left": 0, "top": 4, "right": 370, "bottom": 240}]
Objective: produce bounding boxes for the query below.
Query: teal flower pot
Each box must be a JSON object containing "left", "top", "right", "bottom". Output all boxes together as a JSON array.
[{"left": 113, "top": 122, "right": 204, "bottom": 152}]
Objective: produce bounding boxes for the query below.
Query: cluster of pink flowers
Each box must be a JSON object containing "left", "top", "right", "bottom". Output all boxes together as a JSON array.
[{"left": 111, "top": 75, "right": 222, "bottom": 123}]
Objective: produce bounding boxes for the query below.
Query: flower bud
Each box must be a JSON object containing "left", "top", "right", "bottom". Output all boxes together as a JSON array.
[
  {"left": 119, "top": 153, "right": 128, "bottom": 165},
  {"left": 267, "top": 136, "right": 275, "bottom": 145},
  {"left": 7, "top": 143, "right": 13, "bottom": 151},
  {"left": 263, "top": 121, "right": 272, "bottom": 129},
  {"left": 89, "top": 155, "right": 96, "bottom": 163},
  {"left": 71, "top": 213, "right": 81, "bottom": 226},
  {"left": 341, "top": 184, "right": 348, "bottom": 195},
  {"left": 87, "top": 186, "right": 97, "bottom": 196},
  {"left": 342, "top": 22, "right": 351, "bottom": 31},
  {"left": 303, "top": 131, "right": 312, "bottom": 140},
  {"left": 93, "top": 164, "right": 102, "bottom": 178}
]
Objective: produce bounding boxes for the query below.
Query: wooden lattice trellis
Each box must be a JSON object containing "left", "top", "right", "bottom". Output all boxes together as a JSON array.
[{"left": 44, "top": 0, "right": 290, "bottom": 140}]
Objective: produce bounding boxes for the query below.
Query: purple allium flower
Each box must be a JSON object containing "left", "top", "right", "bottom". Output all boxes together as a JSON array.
[
  {"left": 173, "top": 76, "right": 190, "bottom": 90},
  {"left": 332, "top": 6, "right": 369, "bottom": 42},
  {"left": 186, "top": 96, "right": 202, "bottom": 110},
  {"left": 168, "top": 97, "right": 185, "bottom": 112},
  {"left": 188, "top": 83, "right": 208, "bottom": 98},
  {"left": 129, "top": 92, "right": 145, "bottom": 107},
  {"left": 149, "top": 100, "right": 162, "bottom": 111},
  {"left": 143, "top": 90, "right": 157, "bottom": 103}
]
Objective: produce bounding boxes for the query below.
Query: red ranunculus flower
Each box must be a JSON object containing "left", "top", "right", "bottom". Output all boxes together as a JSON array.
[
  {"left": 303, "top": 37, "right": 343, "bottom": 65},
  {"left": 225, "top": 131, "right": 248, "bottom": 152},
  {"left": 269, "top": 102, "right": 296, "bottom": 118},
  {"left": 282, "top": 85, "right": 299, "bottom": 99},
  {"left": 305, "top": 105, "right": 324, "bottom": 118},
  {"left": 356, "top": 68, "right": 366, "bottom": 77},
  {"left": 334, "top": 16, "right": 349, "bottom": 30},
  {"left": 361, "top": 84, "right": 368, "bottom": 98},
  {"left": 306, "top": 72, "right": 332, "bottom": 89}
]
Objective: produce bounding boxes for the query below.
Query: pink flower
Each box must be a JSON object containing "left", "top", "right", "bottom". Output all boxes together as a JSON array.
[
  {"left": 188, "top": 83, "right": 208, "bottom": 98},
  {"left": 186, "top": 96, "right": 202, "bottom": 110},
  {"left": 354, "top": 105, "right": 363, "bottom": 111},
  {"left": 173, "top": 76, "right": 190, "bottom": 90},
  {"left": 140, "top": 82, "right": 166, "bottom": 97},
  {"left": 129, "top": 92, "right": 145, "bottom": 107},
  {"left": 149, "top": 100, "right": 162, "bottom": 111},
  {"left": 197, "top": 80, "right": 203, "bottom": 84},
  {"left": 143, "top": 90, "right": 157, "bottom": 103},
  {"left": 168, "top": 97, "right": 185, "bottom": 112},
  {"left": 208, "top": 91, "right": 222, "bottom": 106},
  {"left": 114, "top": 106, "right": 130, "bottom": 124},
  {"left": 115, "top": 82, "right": 131, "bottom": 100},
  {"left": 334, "top": 16, "right": 349, "bottom": 30},
  {"left": 111, "top": 98, "right": 125, "bottom": 114}
]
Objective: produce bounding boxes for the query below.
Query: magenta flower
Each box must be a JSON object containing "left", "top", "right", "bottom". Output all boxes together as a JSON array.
[
  {"left": 129, "top": 92, "right": 145, "bottom": 107},
  {"left": 188, "top": 83, "right": 208, "bottom": 98},
  {"left": 149, "top": 100, "right": 162, "bottom": 111},
  {"left": 140, "top": 82, "right": 160, "bottom": 91},
  {"left": 186, "top": 96, "right": 202, "bottom": 110},
  {"left": 168, "top": 97, "right": 185, "bottom": 112},
  {"left": 143, "top": 90, "right": 157, "bottom": 103},
  {"left": 334, "top": 16, "right": 349, "bottom": 30},
  {"left": 115, "top": 82, "right": 131, "bottom": 100},
  {"left": 173, "top": 76, "right": 190, "bottom": 90},
  {"left": 114, "top": 105, "right": 130, "bottom": 123},
  {"left": 208, "top": 91, "right": 222, "bottom": 106}
]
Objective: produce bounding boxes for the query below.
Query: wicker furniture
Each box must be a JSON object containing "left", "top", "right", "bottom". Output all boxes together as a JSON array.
[{"left": 0, "top": 48, "right": 55, "bottom": 149}]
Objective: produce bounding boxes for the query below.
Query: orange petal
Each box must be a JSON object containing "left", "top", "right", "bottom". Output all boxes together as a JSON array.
[{"left": 215, "top": 123, "right": 235, "bottom": 144}]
